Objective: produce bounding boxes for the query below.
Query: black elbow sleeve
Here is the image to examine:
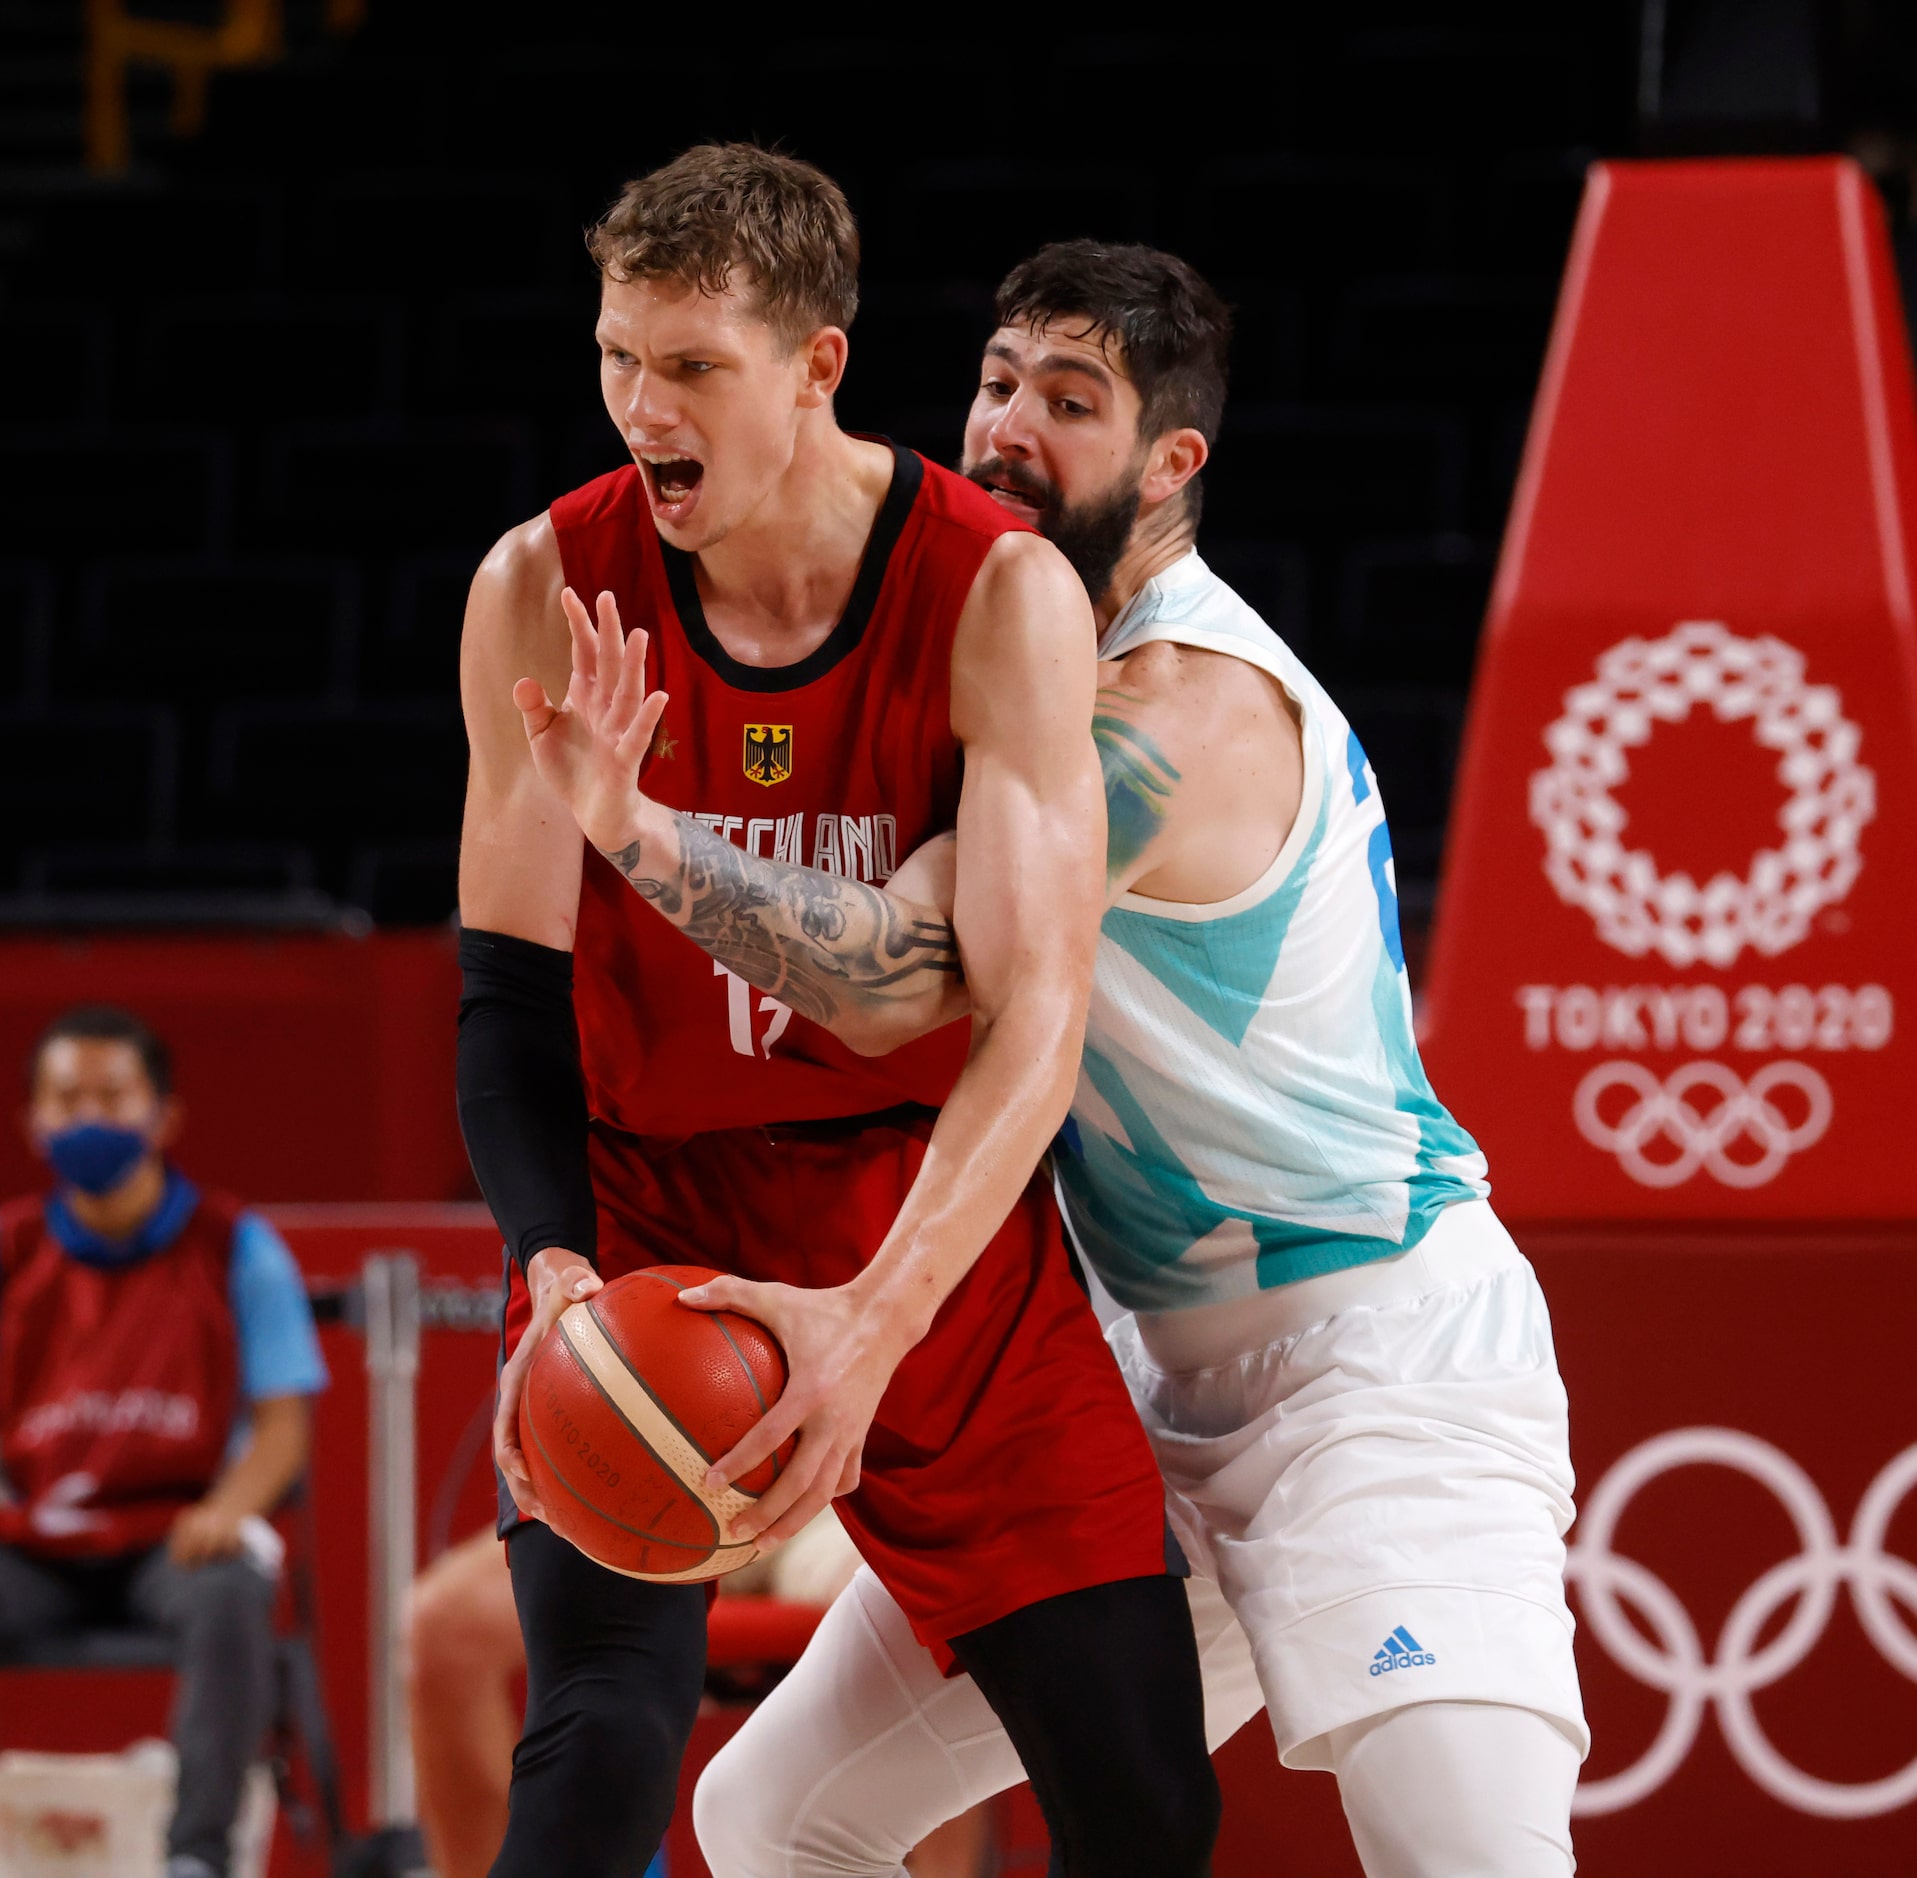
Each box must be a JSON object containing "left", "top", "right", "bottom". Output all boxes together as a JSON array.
[{"left": 456, "top": 926, "right": 598, "bottom": 1275}]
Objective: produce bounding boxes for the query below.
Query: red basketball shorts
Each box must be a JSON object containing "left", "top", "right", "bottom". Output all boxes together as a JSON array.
[{"left": 502, "top": 1108, "right": 1175, "bottom": 1653}]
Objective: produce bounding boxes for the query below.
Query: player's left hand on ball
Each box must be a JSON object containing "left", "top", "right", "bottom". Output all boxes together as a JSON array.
[
  {"left": 513, "top": 587, "right": 669, "bottom": 854},
  {"left": 678, "top": 1274, "right": 906, "bottom": 1547}
]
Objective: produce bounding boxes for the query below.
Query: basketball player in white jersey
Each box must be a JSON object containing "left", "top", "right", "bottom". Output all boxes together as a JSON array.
[{"left": 540, "top": 241, "right": 1586, "bottom": 1876}]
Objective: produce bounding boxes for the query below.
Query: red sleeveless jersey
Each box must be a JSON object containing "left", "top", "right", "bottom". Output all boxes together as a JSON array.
[
  {"left": 0, "top": 1187, "right": 244, "bottom": 1559},
  {"left": 552, "top": 445, "right": 1023, "bottom": 1136}
]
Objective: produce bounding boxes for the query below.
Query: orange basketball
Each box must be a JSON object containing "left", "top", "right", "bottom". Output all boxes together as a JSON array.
[{"left": 518, "top": 1265, "right": 798, "bottom": 1582}]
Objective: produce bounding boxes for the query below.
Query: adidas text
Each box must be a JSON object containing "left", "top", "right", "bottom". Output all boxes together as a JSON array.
[{"left": 1369, "top": 1625, "right": 1436, "bottom": 1677}]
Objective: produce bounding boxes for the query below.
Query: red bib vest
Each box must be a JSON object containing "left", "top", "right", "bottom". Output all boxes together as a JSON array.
[
  {"left": 0, "top": 1186, "right": 244, "bottom": 1559},
  {"left": 553, "top": 446, "right": 1024, "bottom": 1136}
]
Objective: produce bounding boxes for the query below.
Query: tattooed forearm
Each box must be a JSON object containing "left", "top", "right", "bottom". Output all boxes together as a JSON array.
[
  {"left": 601, "top": 816, "right": 961, "bottom": 1030},
  {"left": 1093, "top": 690, "right": 1181, "bottom": 884}
]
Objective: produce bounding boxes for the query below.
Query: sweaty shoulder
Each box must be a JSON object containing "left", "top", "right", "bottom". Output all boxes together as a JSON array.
[{"left": 461, "top": 510, "right": 569, "bottom": 738}]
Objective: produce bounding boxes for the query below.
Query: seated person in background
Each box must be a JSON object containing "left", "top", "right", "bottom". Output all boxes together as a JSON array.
[
  {"left": 407, "top": 1510, "right": 994, "bottom": 1878},
  {"left": 0, "top": 1005, "right": 329, "bottom": 1878}
]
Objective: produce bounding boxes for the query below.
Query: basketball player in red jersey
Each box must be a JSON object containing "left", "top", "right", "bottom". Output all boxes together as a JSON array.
[{"left": 455, "top": 144, "right": 1217, "bottom": 1878}]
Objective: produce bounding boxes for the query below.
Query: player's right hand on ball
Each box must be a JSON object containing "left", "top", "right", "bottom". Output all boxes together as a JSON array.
[
  {"left": 513, "top": 587, "right": 669, "bottom": 855},
  {"left": 494, "top": 1247, "right": 603, "bottom": 1523}
]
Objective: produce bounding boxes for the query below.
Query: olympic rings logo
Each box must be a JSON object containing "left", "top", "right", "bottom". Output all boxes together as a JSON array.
[
  {"left": 1568, "top": 1429, "right": 1917, "bottom": 1818},
  {"left": 1572, "top": 1059, "right": 1832, "bottom": 1188},
  {"left": 1529, "top": 621, "right": 1874, "bottom": 969}
]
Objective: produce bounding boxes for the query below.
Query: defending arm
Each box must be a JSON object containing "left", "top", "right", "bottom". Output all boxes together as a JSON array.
[{"left": 456, "top": 925, "right": 597, "bottom": 1275}]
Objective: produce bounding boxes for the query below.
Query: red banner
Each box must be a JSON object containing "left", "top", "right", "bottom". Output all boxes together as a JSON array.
[{"left": 1421, "top": 157, "right": 1917, "bottom": 1221}]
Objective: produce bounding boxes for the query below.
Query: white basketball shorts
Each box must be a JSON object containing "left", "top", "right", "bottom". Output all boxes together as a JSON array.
[{"left": 1112, "top": 1196, "right": 1588, "bottom": 1767}]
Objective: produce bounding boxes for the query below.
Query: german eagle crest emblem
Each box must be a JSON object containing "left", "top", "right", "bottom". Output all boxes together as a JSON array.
[{"left": 743, "top": 724, "right": 794, "bottom": 787}]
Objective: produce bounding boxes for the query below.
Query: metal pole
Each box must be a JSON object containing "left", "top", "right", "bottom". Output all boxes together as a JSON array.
[{"left": 364, "top": 1251, "right": 421, "bottom": 1830}]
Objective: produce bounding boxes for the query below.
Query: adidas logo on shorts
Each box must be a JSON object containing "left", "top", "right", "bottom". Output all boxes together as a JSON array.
[{"left": 1369, "top": 1626, "right": 1436, "bottom": 1676}]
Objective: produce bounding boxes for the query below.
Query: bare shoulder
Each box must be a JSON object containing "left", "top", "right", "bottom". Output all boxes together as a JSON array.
[
  {"left": 952, "top": 531, "right": 1096, "bottom": 742},
  {"left": 464, "top": 515, "right": 564, "bottom": 655},
  {"left": 460, "top": 513, "right": 572, "bottom": 715},
  {"left": 965, "top": 528, "right": 1089, "bottom": 625},
  {"left": 1098, "top": 641, "right": 1298, "bottom": 775}
]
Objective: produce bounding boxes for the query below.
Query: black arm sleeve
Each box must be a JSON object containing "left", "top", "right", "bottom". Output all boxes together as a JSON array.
[{"left": 456, "top": 926, "right": 598, "bottom": 1275}]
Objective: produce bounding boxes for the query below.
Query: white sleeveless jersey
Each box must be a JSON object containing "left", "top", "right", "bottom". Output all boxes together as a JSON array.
[{"left": 1054, "top": 550, "right": 1489, "bottom": 1313}]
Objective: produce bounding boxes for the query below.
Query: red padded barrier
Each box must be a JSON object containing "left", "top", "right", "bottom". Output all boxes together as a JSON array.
[
  {"left": 0, "top": 933, "right": 470, "bottom": 1204},
  {"left": 1421, "top": 157, "right": 1917, "bottom": 1221}
]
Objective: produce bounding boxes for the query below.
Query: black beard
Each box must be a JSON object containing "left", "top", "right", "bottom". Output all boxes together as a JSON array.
[{"left": 961, "top": 456, "right": 1143, "bottom": 605}]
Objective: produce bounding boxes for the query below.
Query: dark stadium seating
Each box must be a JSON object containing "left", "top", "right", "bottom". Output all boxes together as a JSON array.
[
  {"left": 0, "top": 9, "right": 1654, "bottom": 927},
  {"left": 0, "top": 706, "right": 179, "bottom": 874}
]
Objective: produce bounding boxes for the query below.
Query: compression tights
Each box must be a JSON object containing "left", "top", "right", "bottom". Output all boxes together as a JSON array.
[
  {"left": 489, "top": 1520, "right": 706, "bottom": 1878},
  {"left": 950, "top": 1573, "right": 1220, "bottom": 1878}
]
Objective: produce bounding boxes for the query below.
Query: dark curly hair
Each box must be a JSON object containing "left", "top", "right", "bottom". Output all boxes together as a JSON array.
[{"left": 994, "top": 240, "right": 1232, "bottom": 520}]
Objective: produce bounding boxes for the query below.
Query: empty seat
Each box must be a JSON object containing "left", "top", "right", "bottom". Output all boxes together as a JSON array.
[
  {"left": 260, "top": 420, "right": 533, "bottom": 552},
  {"left": 1199, "top": 541, "right": 1311, "bottom": 651},
  {"left": 21, "top": 842, "right": 317, "bottom": 897},
  {"left": 0, "top": 432, "right": 228, "bottom": 558},
  {"left": 842, "top": 284, "right": 996, "bottom": 437},
  {"left": 0, "top": 706, "right": 179, "bottom": 879},
  {"left": 1189, "top": 159, "right": 1453, "bottom": 280},
  {"left": 1206, "top": 405, "right": 1468, "bottom": 538},
  {"left": 206, "top": 700, "right": 465, "bottom": 847},
  {"left": 349, "top": 838, "right": 456, "bottom": 926},
  {"left": 312, "top": 173, "right": 571, "bottom": 291},
  {"left": 137, "top": 299, "right": 401, "bottom": 423},
  {"left": 1334, "top": 278, "right": 1553, "bottom": 391},
  {"left": 1339, "top": 689, "right": 1465, "bottom": 884},
  {"left": 1337, "top": 536, "right": 1493, "bottom": 683},
  {"left": 29, "top": 180, "right": 282, "bottom": 295},
  {"left": 0, "top": 306, "right": 109, "bottom": 424},
  {"left": 428, "top": 290, "right": 600, "bottom": 415},
  {"left": 0, "top": 562, "right": 54, "bottom": 704},
  {"left": 882, "top": 161, "right": 1161, "bottom": 281},
  {"left": 1209, "top": 287, "right": 1307, "bottom": 405},
  {"left": 68, "top": 560, "right": 357, "bottom": 703}
]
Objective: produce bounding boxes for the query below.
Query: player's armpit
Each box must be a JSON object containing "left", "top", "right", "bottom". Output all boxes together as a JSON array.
[{"left": 457, "top": 514, "right": 584, "bottom": 949}]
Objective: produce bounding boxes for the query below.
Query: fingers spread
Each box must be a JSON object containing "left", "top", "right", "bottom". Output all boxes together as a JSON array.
[
  {"left": 559, "top": 586, "right": 600, "bottom": 695},
  {"left": 513, "top": 678, "right": 558, "bottom": 735},
  {"left": 617, "top": 689, "right": 670, "bottom": 767}
]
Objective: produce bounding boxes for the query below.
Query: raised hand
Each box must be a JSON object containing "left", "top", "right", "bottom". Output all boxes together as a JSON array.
[{"left": 514, "top": 588, "right": 669, "bottom": 854}]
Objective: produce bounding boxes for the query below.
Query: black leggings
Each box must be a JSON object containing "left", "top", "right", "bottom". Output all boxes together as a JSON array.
[
  {"left": 491, "top": 1520, "right": 707, "bottom": 1878},
  {"left": 952, "top": 1573, "right": 1220, "bottom": 1878}
]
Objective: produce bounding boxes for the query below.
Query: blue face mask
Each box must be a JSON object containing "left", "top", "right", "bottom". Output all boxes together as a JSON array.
[{"left": 43, "top": 1122, "right": 152, "bottom": 1197}]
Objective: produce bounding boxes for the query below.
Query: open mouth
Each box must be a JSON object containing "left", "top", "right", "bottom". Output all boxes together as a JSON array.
[
  {"left": 639, "top": 452, "right": 706, "bottom": 521},
  {"left": 967, "top": 460, "right": 1052, "bottom": 523}
]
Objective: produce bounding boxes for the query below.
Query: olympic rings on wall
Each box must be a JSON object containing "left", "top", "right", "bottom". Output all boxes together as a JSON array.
[
  {"left": 1569, "top": 1428, "right": 1917, "bottom": 1818},
  {"left": 1529, "top": 622, "right": 1875, "bottom": 970},
  {"left": 1572, "top": 1058, "right": 1833, "bottom": 1187}
]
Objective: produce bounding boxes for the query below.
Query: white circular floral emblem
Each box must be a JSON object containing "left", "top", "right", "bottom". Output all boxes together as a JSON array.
[{"left": 1528, "top": 621, "right": 1876, "bottom": 969}]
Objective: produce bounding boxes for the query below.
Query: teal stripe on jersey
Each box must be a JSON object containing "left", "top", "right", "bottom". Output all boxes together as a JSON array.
[
  {"left": 1060, "top": 550, "right": 1488, "bottom": 1316},
  {"left": 1100, "top": 785, "right": 1327, "bottom": 1051},
  {"left": 1058, "top": 1044, "right": 1460, "bottom": 1305}
]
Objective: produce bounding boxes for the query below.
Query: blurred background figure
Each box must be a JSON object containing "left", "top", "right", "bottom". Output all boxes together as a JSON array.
[
  {"left": 0, "top": 1005, "right": 329, "bottom": 1878},
  {"left": 405, "top": 1510, "right": 995, "bottom": 1877}
]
